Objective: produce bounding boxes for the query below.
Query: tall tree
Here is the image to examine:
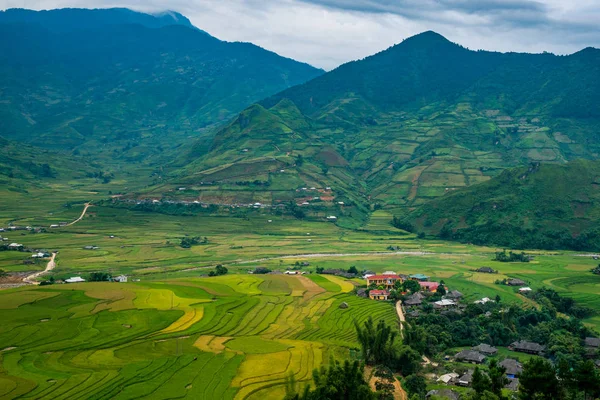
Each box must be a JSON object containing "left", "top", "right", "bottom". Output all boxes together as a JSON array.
[
  {"left": 284, "top": 359, "right": 375, "bottom": 400},
  {"left": 519, "top": 358, "right": 563, "bottom": 400}
]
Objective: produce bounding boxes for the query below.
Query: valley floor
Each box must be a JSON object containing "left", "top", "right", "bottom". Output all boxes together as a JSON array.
[{"left": 1, "top": 204, "right": 599, "bottom": 398}]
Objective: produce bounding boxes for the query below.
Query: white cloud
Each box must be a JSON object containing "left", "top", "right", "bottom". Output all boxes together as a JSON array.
[{"left": 1, "top": 0, "right": 598, "bottom": 69}]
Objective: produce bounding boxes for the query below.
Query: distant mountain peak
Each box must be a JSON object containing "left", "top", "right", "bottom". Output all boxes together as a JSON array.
[
  {"left": 398, "top": 30, "right": 457, "bottom": 50},
  {"left": 0, "top": 7, "right": 200, "bottom": 33}
]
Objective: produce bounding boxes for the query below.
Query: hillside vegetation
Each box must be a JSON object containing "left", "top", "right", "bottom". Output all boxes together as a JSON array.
[
  {"left": 173, "top": 31, "right": 600, "bottom": 216},
  {"left": 0, "top": 8, "right": 323, "bottom": 160},
  {"left": 400, "top": 160, "right": 600, "bottom": 251}
]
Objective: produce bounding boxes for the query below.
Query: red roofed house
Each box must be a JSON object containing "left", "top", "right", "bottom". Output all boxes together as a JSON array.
[
  {"left": 366, "top": 274, "right": 402, "bottom": 290},
  {"left": 419, "top": 281, "right": 439, "bottom": 292},
  {"left": 370, "top": 290, "right": 390, "bottom": 300}
]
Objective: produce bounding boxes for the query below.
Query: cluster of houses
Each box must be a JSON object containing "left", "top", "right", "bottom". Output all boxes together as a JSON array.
[
  {"left": 365, "top": 272, "right": 443, "bottom": 301},
  {"left": 430, "top": 341, "right": 544, "bottom": 397}
]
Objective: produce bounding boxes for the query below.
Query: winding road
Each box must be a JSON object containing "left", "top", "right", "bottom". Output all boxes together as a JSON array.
[
  {"left": 66, "top": 203, "right": 92, "bottom": 226},
  {"left": 23, "top": 253, "right": 56, "bottom": 285}
]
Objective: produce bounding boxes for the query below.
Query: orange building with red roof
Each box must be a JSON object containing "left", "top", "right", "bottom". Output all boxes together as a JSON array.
[{"left": 366, "top": 274, "right": 402, "bottom": 290}]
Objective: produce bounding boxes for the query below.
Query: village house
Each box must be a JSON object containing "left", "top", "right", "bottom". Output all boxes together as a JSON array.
[
  {"left": 445, "top": 290, "right": 463, "bottom": 300},
  {"left": 369, "top": 289, "right": 389, "bottom": 300},
  {"left": 455, "top": 349, "right": 486, "bottom": 364},
  {"left": 472, "top": 343, "right": 497, "bottom": 356},
  {"left": 519, "top": 287, "right": 532, "bottom": 294},
  {"left": 114, "top": 275, "right": 128, "bottom": 283},
  {"left": 474, "top": 297, "right": 495, "bottom": 305},
  {"left": 436, "top": 372, "right": 459, "bottom": 385},
  {"left": 434, "top": 299, "right": 456, "bottom": 309},
  {"left": 366, "top": 274, "right": 402, "bottom": 290},
  {"left": 404, "top": 292, "right": 424, "bottom": 306},
  {"left": 457, "top": 370, "right": 474, "bottom": 387},
  {"left": 507, "top": 278, "right": 527, "bottom": 286},
  {"left": 410, "top": 273, "right": 429, "bottom": 281},
  {"left": 499, "top": 358, "right": 523, "bottom": 378},
  {"left": 585, "top": 337, "right": 600, "bottom": 348},
  {"left": 8, "top": 243, "right": 23, "bottom": 250},
  {"left": 426, "top": 389, "right": 460, "bottom": 400},
  {"left": 476, "top": 266, "right": 495, "bottom": 273},
  {"left": 509, "top": 340, "right": 545, "bottom": 355},
  {"left": 65, "top": 276, "right": 86, "bottom": 283},
  {"left": 419, "top": 281, "right": 439, "bottom": 292},
  {"left": 505, "top": 378, "right": 519, "bottom": 391}
]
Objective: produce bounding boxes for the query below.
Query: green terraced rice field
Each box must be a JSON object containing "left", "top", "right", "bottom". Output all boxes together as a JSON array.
[
  {"left": 1, "top": 205, "right": 600, "bottom": 398},
  {"left": 0, "top": 275, "right": 396, "bottom": 399}
]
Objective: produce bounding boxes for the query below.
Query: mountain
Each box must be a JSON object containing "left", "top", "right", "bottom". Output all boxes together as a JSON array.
[
  {"left": 170, "top": 31, "right": 600, "bottom": 221},
  {"left": 0, "top": 8, "right": 323, "bottom": 160},
  {"left": 0, "top": 7, "right": 198, "bottom": 32},
  {"left": 397, "top": 160, "right": 600, "bottom": 251}
]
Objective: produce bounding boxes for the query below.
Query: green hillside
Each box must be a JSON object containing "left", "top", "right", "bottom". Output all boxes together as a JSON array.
[
  {"left": 0, "top": 8, "right": 323, "bottom": 162},
  {"left": 399, "top": 160, "right": 600, "bottom": 251},
  {"left": 170, "top": 31, "right": 600, "bottom": 219}
]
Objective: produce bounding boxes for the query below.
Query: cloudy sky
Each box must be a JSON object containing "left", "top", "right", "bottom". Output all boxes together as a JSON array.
[{"left": 2, "top": 0, "right": 600, "bottom": 69}]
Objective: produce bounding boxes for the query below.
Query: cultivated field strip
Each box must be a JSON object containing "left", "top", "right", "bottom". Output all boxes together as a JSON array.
[{"left": 0, "top": 274, "right": 397, "bottom": 399}]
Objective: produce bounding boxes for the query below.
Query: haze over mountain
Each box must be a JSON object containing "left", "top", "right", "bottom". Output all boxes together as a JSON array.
[
  {"left": 0, "top": 8, "right": 323, "bottom": 160},
  {"left": 167, "top": 31, "right": 600, "bottom": 221}
]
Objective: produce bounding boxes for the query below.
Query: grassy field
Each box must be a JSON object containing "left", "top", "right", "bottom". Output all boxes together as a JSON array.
[{"left": 1, "top": 205, "right": 600, "bottom": 398}]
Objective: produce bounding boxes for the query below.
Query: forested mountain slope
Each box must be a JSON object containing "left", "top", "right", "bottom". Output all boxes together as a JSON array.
[
  {"left": 0, "top": 8, "right": 323, "bottom": 160},
  {"left": 398, "top": 160, "right": 600, "bottom": 251},
  {"left": 175, "top": 31, "right": 600, "bottom": 215}
]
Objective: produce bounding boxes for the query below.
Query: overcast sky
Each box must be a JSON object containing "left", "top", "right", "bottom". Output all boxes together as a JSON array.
[{"left": 2, "top": 0, "right": 600, "bottom": 69}]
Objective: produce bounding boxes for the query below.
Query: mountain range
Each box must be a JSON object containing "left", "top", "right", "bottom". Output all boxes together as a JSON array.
[
  {"left": 2, "top": 8, "right": 600, "bottom": 248},
  {"left": 165, "top": 31, "right": 600, "bottom": 220},
  {"left": 0, "top": 8, "right": 323, "bottom": 159}
]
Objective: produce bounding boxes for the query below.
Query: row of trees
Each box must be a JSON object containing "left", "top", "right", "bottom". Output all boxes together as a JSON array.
[
  {"left": 493, "top": 250, "right": 530, "bottom": 262},
  {"left": 180, "top": 236, "right": 208, "bottom": 248}
]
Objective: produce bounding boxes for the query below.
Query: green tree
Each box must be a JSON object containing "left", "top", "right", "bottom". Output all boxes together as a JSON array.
[
  {"left": 575, "top": 360, "right": 600, "bottom": 400},
  {"left": 472, "top": 367, "right": 492, "bottom": 396},
  {"left": 284, "top": 359, "right": 375, "bottom": 400},
  {"left": 488, "top": 359, "right": 508, "bottom": 397},
  {"left": 403, "top": 374, "right": 426, "bottom": 399},
  {"left": 355, "top": 317, "right": 397, "bottom": 366},
  {"left": 402, "top": 280, "right": 421, "bottom": 293},
  {"left": 519, "top": 358, "right": 562, "bottom": 400},
  {"left": 394, "top": 345, "right": 422, "bottom": 376}
]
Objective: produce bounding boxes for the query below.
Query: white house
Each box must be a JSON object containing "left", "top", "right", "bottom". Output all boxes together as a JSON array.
[
  {"left": 474, "top": 297, "right": 495, "bottom": 305},
  {"left": 8, "top": 243, "right": 22, "bottom": 249},
  {"left": 326, "top": 216, "right": 337, "bottom": 221},
  {"left": 519, "top": 287, "right": 532, "bottom": 293},
  {"left": 49, "top": 224, "right": 59, "bottom": 228},
  {"left": 65, "top": 277, "right": 86, "bottom": 283},
  {"left": 114, "top": 275, "right": 128, "bottom": 283},
  {"left": 434, "top": 299, "right": 457, "bottom": 307}
]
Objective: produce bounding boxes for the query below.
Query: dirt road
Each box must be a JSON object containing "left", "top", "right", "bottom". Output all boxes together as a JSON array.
[
  {"left": 234, "top": 251, "right": 436, "bottom": 264},
  {"left": 66, "top": 203, "right": 92, "bottom": 226},
  {"left": 23, "top": 253, "right": 56, "bottom": 285},
  {"left": 396, "top": 300, "right": 405, "bottom": 336}
]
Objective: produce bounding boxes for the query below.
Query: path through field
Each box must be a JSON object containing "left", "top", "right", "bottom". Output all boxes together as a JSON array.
[
  {"left": 66, "top": 203, "right": 92, "bottom": 226},
  {"left": 235, "top": 251, "right": 436, "bottom": 264},
  {"left": 396, "top": 300, "right": 405, "bottom": 336},
  {"left": 365, "top": 366, "right": 407, "bottom": 400},
  {"left": 23, "top": 252, "right": 56, "bottom": 285}
]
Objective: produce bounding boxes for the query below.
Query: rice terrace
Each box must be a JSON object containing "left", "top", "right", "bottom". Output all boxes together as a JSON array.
[{"left": 1, "top": 5, "right": 600, "bottom": 400}]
